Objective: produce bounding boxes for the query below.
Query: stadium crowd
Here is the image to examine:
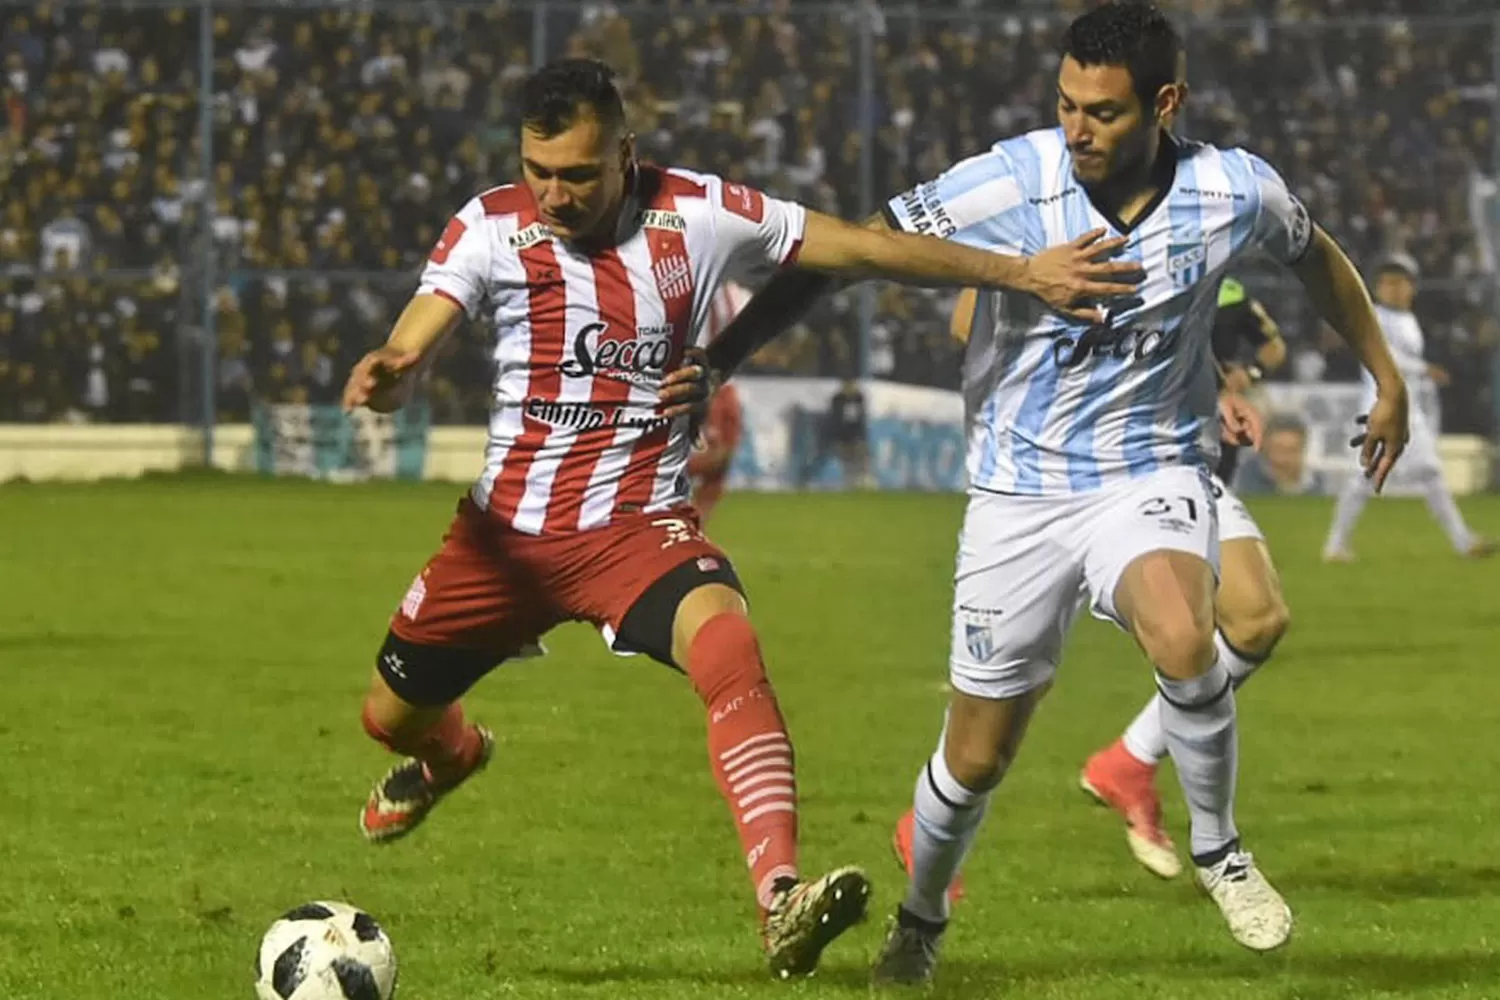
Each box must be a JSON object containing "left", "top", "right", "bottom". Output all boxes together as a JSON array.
[{"left": 1, "top": 0, "right": 1497, "bottom": 430}]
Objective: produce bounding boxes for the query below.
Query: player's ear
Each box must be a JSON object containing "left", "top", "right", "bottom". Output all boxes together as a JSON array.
[
  {"left": 1155, "top": 82, "right": 1186, "bottom": 130},
  {"left": 620, "top": 131, "right": 637, "bottom": 174}
]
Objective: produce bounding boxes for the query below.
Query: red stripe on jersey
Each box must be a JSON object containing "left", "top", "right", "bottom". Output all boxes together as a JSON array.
[
  {"left": 541, "top": 248, "right": 640, "bottom": 533},
  {"left": 657, "top": 169, "right": 708, "bottom": 201},
  {"left": 614, "top": 186, "right": 696, "bottom": 513},
  {"left": 427, "top": 288, "right": 465, "bottom": 311},
  {"left": 487, "top": 238, "right": 565, "bottom": 522},
  {"left": 780, "top": 236, "right": 804, "bottom": 267},
  {"left": 480, "top": 185, "right": 533, "bottom": 217}
]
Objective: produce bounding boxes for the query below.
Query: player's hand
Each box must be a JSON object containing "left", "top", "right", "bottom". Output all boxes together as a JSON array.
[
  {"left": 1222, "top": 364, "right": 1253, "bottom": 394},
  {"left": 1218, "top": 391, "right": 1262, "bottom": 449},
  {"left": 1427, "top": 363, "right": 1451, "bottom": 387},
  {"left": 1349, "top": 382, "right": 1410, "bottom": 493},
  {"left": 342, "top": 346, "right": 422, "bottom": 413},
  {"left": 1024, "top": 229, "right": 1143, "bottom": 323},
  {"left": 657, "top": 346, "right": 718, "bottom": 424}
]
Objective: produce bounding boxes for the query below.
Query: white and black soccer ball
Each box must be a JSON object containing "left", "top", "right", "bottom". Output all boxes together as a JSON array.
[{"left": 254, "top": 901, "right": 397, "bottom": 1000}]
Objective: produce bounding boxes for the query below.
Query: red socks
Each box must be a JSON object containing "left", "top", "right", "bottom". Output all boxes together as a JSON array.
[
  {"left": 361, "top": 700, "right": 484, "bottom": 785},
  {"left": 686, "top": 613, "right": 800, "bottom": 910}
]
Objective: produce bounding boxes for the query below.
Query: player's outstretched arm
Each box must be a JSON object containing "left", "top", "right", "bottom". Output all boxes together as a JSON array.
[
  {"left": 342, "top": 294, "right": 462, "bottom": 413},
  {"left": 796, "top": 211, "right": 1138, "bottom": 319},
  {"left": 1292, "top": 226, "right": 1409, "bottom": 491},
  {"left": 704, "top": 213, "right": 1140, "bottom": 379}
]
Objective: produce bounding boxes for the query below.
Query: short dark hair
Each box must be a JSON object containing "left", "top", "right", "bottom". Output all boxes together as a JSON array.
[
  {"left": 520, "top": 58, "right": 627, "bottom": 138},
  {"left": 1061, "top": 2, "right": 1181, "bottom": 116},
  {"left": 1265, "top": 413, "right": 1308, "bottom": 439}
]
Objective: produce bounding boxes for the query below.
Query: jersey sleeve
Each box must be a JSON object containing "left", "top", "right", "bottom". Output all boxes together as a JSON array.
[
  {"left": 707, "top": 177, "right": 808, "bottom": 277},
  {"left": 883, "top": 147, "right": 1033, "bottom": 254},
  {"left": 1243, "top": 153, "right": 1313, "bottom": 267},
  {"left": 415, "top": 196, "right": 491, "bottom": 318}
]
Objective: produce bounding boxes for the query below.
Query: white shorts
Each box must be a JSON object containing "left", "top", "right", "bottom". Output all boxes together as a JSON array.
[
  {"left": 1211, "top": 474, "right": 1264, "bottom": 543},
  {"left": 950, "top": 465, "right": 1220, "bottom": 700}
]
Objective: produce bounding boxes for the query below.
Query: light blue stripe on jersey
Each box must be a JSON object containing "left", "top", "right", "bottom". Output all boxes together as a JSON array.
[
  {"left": 1060, "top": 155, "right": 1122, "bottom": 492},
  {"left": 1218, "top": 150, "right": 1259, "bottom": 256},
  {"left": 973, "top": 291, "right": 1028, "bottom": 487},
  {"left": 1003, "top": 135, "right": 1059, "bottom": 493},
  {"left": 1118, "top": 155, "right": 1203, "bottom": 476},
  {"left": 1167, "top": 156, "right": 1208, "bottom": 468}
]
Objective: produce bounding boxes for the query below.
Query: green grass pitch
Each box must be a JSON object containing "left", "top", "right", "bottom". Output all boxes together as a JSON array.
[{"left": 2, "top": 478, "right": 1497, "bottom": 999}]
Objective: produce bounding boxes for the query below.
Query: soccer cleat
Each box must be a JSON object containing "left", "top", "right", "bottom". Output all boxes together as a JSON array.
[
  {"left": 892, "top": 808, "right": 965, "bottom": 903},
  {"left": 1464, "top": 537, "right": 1497, "bottom": 559},
  {"left": 871, "top": 906, "right": 945, "bottom": 986},
  {"left": 360, "top": 725, "right": 494, "bottom": 843},
  {"left": 763, "top": 867, "right": 871, "bottom": 979},
  {"left": 1197, "top": 849, "right": 1293, "bottom": 951},
  {"left": 1079, "top": 739, "right": 1183, "bottom": 879},
  {"left": 1322, "top": 548, "right": 1357, "bottom": 564}
]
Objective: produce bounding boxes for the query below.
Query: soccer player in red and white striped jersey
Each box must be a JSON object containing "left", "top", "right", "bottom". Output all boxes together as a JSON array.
[{"left": 342, "top": 58, "right": 1140, "bottom": 979}]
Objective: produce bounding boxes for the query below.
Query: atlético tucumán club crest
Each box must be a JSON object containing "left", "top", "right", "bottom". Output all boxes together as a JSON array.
[{"left": 964, "top": 622, "right": 994, "bottom": 662}]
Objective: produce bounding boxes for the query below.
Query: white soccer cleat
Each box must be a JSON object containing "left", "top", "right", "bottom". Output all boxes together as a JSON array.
[
  {"left": 1197, "top": 850, "right": 1293, "bottom": 952},
  {"left": 1321, "top": 548, "right": 1356, "bottom": 564}
]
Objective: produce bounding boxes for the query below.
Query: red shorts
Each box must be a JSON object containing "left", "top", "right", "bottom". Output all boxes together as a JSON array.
[{"left": 389, "top": 496, "right": 729, "bottom": 656}]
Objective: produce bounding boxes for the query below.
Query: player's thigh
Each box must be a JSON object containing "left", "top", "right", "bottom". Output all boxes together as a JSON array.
[
  {"left": 379, "top": 500, "right": 557, "bottom": 708},
  {"left": 1216, "top": 536, "right": 1289, "bottom": 652},
  {"left": 536, "top": 508, "right": 745, "bottom": 669},
  {"left": 1085, "top": 466, "right": 1219, "bottom": 671},
  {"left": 949, "top": 492, "right": 1085, "bottom": 702}
]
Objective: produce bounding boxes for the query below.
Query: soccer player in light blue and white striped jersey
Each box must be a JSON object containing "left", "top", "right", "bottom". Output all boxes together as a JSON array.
[{"left": 700, "top": 1, "right": 1413, "bottom": 983}]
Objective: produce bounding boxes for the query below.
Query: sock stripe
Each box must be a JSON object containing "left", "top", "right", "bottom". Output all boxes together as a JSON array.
[
  {"left": 730, "top": 769, "right": 795, "bottom": 794},
  {"left": 925, "top": 760, "right": 978, "bottom": 812},
  {"left": 718, "top": 731, "right": 786, "bottom": 762},
  {"left": 1218, "top": 632, "right": 1270, "bottom": 666},
  {"left": 737, "top": 783, "right": 795, "bottom": 808},
  {"left": 727, "top": 754, "right": 792, "bottom": 785},
  {"left": 741, "top": 800, "right": 796, "bottom": 824},
  {"left": 1155, "top": 673, "right": 1233, "bottom": 711}
]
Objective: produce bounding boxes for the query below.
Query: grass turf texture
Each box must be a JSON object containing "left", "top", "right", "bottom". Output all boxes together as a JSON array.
[{"left": 2, "top": 477, "right": 1497, "bottom": 999}]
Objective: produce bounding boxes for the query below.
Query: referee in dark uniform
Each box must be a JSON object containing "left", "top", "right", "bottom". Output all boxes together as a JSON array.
[{"left": 1213, "top": 276, "right": 1286, "bottom": 484}]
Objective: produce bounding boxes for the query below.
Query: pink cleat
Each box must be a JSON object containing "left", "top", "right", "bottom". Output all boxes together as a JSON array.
[
  {"left": 1079, "top": 738, "right": 1182, "bottom": 879},
  {"left": 893, "top": 809, "right": 965, "bottom": 904}
]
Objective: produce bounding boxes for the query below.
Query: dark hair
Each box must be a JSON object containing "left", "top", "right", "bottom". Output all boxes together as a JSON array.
[
  {"left": 1061, "top": 2, "right": 1181, "bottom": 116},
  {"left": 520, "top": 58, "right": 627, "bottom": 138},
  {"left": 1265, "top": 413, "right": 1308, "bottom": 439}
]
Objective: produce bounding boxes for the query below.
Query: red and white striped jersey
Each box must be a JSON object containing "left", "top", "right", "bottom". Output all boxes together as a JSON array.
[
  {"left": 416, "top": 165, "right": 804, "bottom": 535},
  {"left": 701, "top": 278, "right": 753, "bottom": 347}
]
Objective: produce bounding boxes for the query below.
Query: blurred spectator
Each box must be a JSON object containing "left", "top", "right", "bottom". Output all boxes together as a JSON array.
[
  {"left": 0, "top": 0, "right": 1495, "bottom": 434},
  {"left": 1234, "top": 412, "right": 1328, "bottom": 495}
]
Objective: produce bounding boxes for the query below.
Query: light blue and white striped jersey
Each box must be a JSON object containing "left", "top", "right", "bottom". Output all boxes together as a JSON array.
[{"left": 886, "top": 127, "right": 1313, "bottom": 496}]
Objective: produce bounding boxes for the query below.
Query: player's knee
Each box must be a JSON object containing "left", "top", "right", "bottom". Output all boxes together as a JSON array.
[
  {"left": 1220, "top": 595, "right": 1290, "bottom": 659},
  {"left": 944, "top": 739, "right": 1011, "bottom": 793},
  {"left": 1137, "top": 613, "right": 1217, "bottom": 680}
]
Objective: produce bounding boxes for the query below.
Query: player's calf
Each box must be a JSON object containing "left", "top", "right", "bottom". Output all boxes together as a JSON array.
[{"left": 358, "top": 631, "right": 500, "bottom": 843}]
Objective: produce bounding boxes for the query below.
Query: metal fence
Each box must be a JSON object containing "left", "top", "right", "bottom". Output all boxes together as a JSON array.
[{"left": 2, "top": 1, "right": 1498, "bottom": 460}]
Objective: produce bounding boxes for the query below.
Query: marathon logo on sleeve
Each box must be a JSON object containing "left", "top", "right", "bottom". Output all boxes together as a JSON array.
[
  {"left": 641, "top": 209, "right": 686, "bottom": 232},
  {"left": 508, "top": 222, "right": 552, "bottom": 250},
  {"left": 721, "top": 183, "right": 765, "bottom": 223}
]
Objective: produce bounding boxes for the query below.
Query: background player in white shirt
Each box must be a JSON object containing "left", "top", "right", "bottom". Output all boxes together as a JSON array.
[
  {"left": 339, "top": 58, "right": 1144, "bottom": 980},
  {"left": 695, "top": 2, "right": 1410, "bottom": 983},
  {"left": 1322, "top": 253, "right": 1495, "bottom": 561}
]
